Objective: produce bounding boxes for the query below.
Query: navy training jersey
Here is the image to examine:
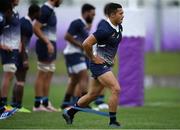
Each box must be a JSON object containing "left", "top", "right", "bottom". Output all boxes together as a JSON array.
[
  {"left": 68, "top": 19, "right": 89, "bottom": 43},
  {"left": 20, "top": 16, "right": 33, "bottom": 50},
  {"left": 64, "top": 18, "right": 90, "bottom": 54},
  {"left": 0, "top": 9, "right": 21, "bottom": 50},
  {"left": 38, "top": 2, "right": 57, "bottom": 42},
  {"left": 93, "top": 19, "right": 123, "bottom": 66}
]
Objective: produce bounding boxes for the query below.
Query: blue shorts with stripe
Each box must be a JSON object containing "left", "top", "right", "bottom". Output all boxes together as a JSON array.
[
  {"left": 90, "top": 62, "right": 111, "bottom": 79},
  {"left": 64, "top": 53, "right": 88, "bottom": 74}
]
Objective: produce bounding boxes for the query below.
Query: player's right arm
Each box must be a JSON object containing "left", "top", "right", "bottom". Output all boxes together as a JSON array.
[
  {"left": 82, "top": 34, "right": 105, "bottom": 64},
  {"left": 33, "top": 20, "right": 54, "bottom": 54},
  {"left": 65, "top": 21, "right": 83, "bottom": 49},
  {"left": 64, "top": 32, "right": 83, "bottom": 49}
]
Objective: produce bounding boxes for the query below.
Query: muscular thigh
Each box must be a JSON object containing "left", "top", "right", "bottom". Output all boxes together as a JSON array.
[{"left": 97, "top": 71, "right": 120, "bottom": 89}]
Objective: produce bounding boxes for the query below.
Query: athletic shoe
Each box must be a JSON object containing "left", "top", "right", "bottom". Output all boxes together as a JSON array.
[
  {"left": 18, "top": 107, "right": 31, "bottom": 113},
  {"left": 62, "top": 107, "right": 74, "bottom": 124},
  {"left": 4, "top": 105, "right": 14, "bottom": 111},
  {"left": 98, "top": 103, "right": 109, "bottom": 110},
  {"left": 33, "top": 105, "right": 51, "bottom": 112},
  {"left": 0, "top": 108, "right": 18, "bottom": 120},
  {"left": 46, "top": 101, "right": 58, "bottom": 112},
  {"left": 92, "top": 107, "right": 100, "bottom": 111},
  {"left": 109, "top": 121, "right": 121, "bottom": 128}
]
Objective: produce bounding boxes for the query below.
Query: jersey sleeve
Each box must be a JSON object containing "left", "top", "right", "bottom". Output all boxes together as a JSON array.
[
  {"left": 20, "top": 20, "right": 27, "bottom": 36},
  {"left": 93, "top": 29, "right": 110, "bottom": 42},
  {"left": 67, "top": 21, "right": 80, "bottom": 36}
]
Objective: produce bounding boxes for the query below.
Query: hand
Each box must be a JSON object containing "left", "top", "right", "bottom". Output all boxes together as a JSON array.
[
  {"left": 47, "top": 42, "right": 54, "bottom": 54},
  {"left": 92, "top": 55, "right": 105, "bottom": 64}
]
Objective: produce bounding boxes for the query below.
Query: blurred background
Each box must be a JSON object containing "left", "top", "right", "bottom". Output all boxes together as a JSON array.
[
  {"left": 0, "top": 0, "right": 180, "bottom": 128},
  {"left": 0, "top": 0, "right": 180, "bottom": 105},
  {"left": 14, "top": 0, "right": 180, "bottom": 87}
]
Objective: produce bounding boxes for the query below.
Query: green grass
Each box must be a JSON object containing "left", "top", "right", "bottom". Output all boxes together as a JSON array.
[
  {"left": 0, "top": 85, "right": 180, "bottom": 129},
  {"left": 145, "top": 52, "right": 180, "bottom": 76},
  {"left": 19, "top": 52, "right": 180, "bottom": 76}
]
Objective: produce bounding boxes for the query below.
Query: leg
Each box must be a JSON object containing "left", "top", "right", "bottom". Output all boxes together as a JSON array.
[
  {"left": 72, "top": 70, "right": 89, "bottom": 105},
  {"left": 0, "top": 72, "right": 14, "bottom": 108},
  {"left": 34, "top": 70, "right": 46, "bottom": 108},
  {"left": 62, "top": 78, "right": 104, "bottom": 124},
  {"left": 12, "top": 68, "right": 28, "bottom": 108},
  {"left": 98, "top": 71, "right": 121, "bottom": 126},
  {"left": 42, "top": 71, "right": 53, "bottom": 107},
  {"left": 61, "top": 74, "right": 79, "bottom": 109},
  {"left": 77, "top": 78, "right": 104, "bottom": 107}
]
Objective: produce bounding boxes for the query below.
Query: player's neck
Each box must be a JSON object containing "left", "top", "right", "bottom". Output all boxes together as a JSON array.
[
  {"left": 48, "top": 0, "right": 55, "bottom": 7},
  {"left": 108, "top": 18, "right": 118, "bottom": 27}
]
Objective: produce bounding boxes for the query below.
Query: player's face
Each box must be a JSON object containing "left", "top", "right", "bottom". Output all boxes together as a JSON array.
[
  {"left": 115, "top": 8, "right": 124, "bottom": 24},
  {"left": 54, "top": 0, "right": 63, "bottom": 7},
  {"left": 12, "top": 0, "right": 20, "bottom": 6},
  {"left": 85, "top": 9, "right": 95, "bottom": 24}
]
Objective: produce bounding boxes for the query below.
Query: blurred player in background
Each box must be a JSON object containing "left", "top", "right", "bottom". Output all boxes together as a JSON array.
[
  {"left": 33, "top": 0, "right": 62, "bottom": 112},
  {"left": 63, "top": 3, "right": 124, "bottom": 127},
  {"left": 10, "top": 4, "right": 40, "bottom": 113},
  {"left": 0, "top": 0, "right": 19, "bottom": 119},
  {"left": 61, "top": 3, "right": 95, "bottom": 109}
]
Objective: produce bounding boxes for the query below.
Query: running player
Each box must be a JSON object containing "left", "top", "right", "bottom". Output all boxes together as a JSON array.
[{"left": 63, "top": 3, "right": 124, "bottom": 127}]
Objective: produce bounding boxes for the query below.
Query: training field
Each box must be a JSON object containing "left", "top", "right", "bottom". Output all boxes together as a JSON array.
[
  {"left": 0, "top": 52, "right": 180, "bottom": 129},
  {"left": 0, "top": 86, "right": 180, "bottom": 129}
]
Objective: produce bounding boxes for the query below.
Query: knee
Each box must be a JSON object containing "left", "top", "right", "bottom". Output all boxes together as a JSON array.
[{"left": 112, "top": 85, "right": 121, "bottom": 95}]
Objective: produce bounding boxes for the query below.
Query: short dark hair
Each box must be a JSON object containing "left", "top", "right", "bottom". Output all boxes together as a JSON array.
[
  {"left": 103, "top": 3, "right": 110, "bottom": 15},
  {"left": 28, "top": 4, "right": 40, "bottom": 16},
  {"left": 0, "top": 0, "right": 12, "bottom": 13},
  {"left": 106, "top": 3, "right": 122, "bottom": 16},
  {"left": 81, "top": 3, "right": 95, "bottom": 14}
]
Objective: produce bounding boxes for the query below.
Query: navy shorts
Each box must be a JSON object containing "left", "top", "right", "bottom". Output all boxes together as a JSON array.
[
  {"left": 36, "top": 40, "right": 57, "bottom": 62},
  {"left": 0, "top": 49, "right": 19, "bottom": 66},
  {"left": 90, "top": 62, "right": 111, "bottom": 79},
  {"left": 64, "top": 53, "right": 88, "bottom": 74}
]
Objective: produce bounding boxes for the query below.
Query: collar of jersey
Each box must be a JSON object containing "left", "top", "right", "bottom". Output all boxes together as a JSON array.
[
  {"left": 25, "top": 15, "right": 33, "bottom": 24},
  {"left": 45, "top": 2, "right": 54, "bottom": 10},
  {"left": 107, "top": 18, "right": 119, "bottom": 32},
  {"left": 80, "top": 17, "right": 87, "bottom": 25}
]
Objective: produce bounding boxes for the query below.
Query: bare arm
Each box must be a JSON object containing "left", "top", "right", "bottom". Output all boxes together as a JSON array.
[
  {"left": 64, "top": 33, "right": 83, "bottom": 49},
  {"left": 33, "top": 20, "right": 54, "bottom": 54},
  {"left": 82, "top": 34, "right": 105, "bottom": 64}
]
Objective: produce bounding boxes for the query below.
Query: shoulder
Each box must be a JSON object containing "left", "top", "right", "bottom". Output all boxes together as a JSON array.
[
  {"left": 70, "top": 19, "right": 83, "bottom": 27},
  {"left": 71, "top": 19, "right": 82, "bottom": 25},
  {"left": 98, "top": 20, "right": 112, "bottom": 31},
  {"left": 41, "top": 4, "right": 53, "bottom": 13}
]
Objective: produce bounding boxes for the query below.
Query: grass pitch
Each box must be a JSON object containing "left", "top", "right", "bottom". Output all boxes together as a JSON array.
[{"left": 0, "top": 86, "right": 180, "bottom": 129}]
